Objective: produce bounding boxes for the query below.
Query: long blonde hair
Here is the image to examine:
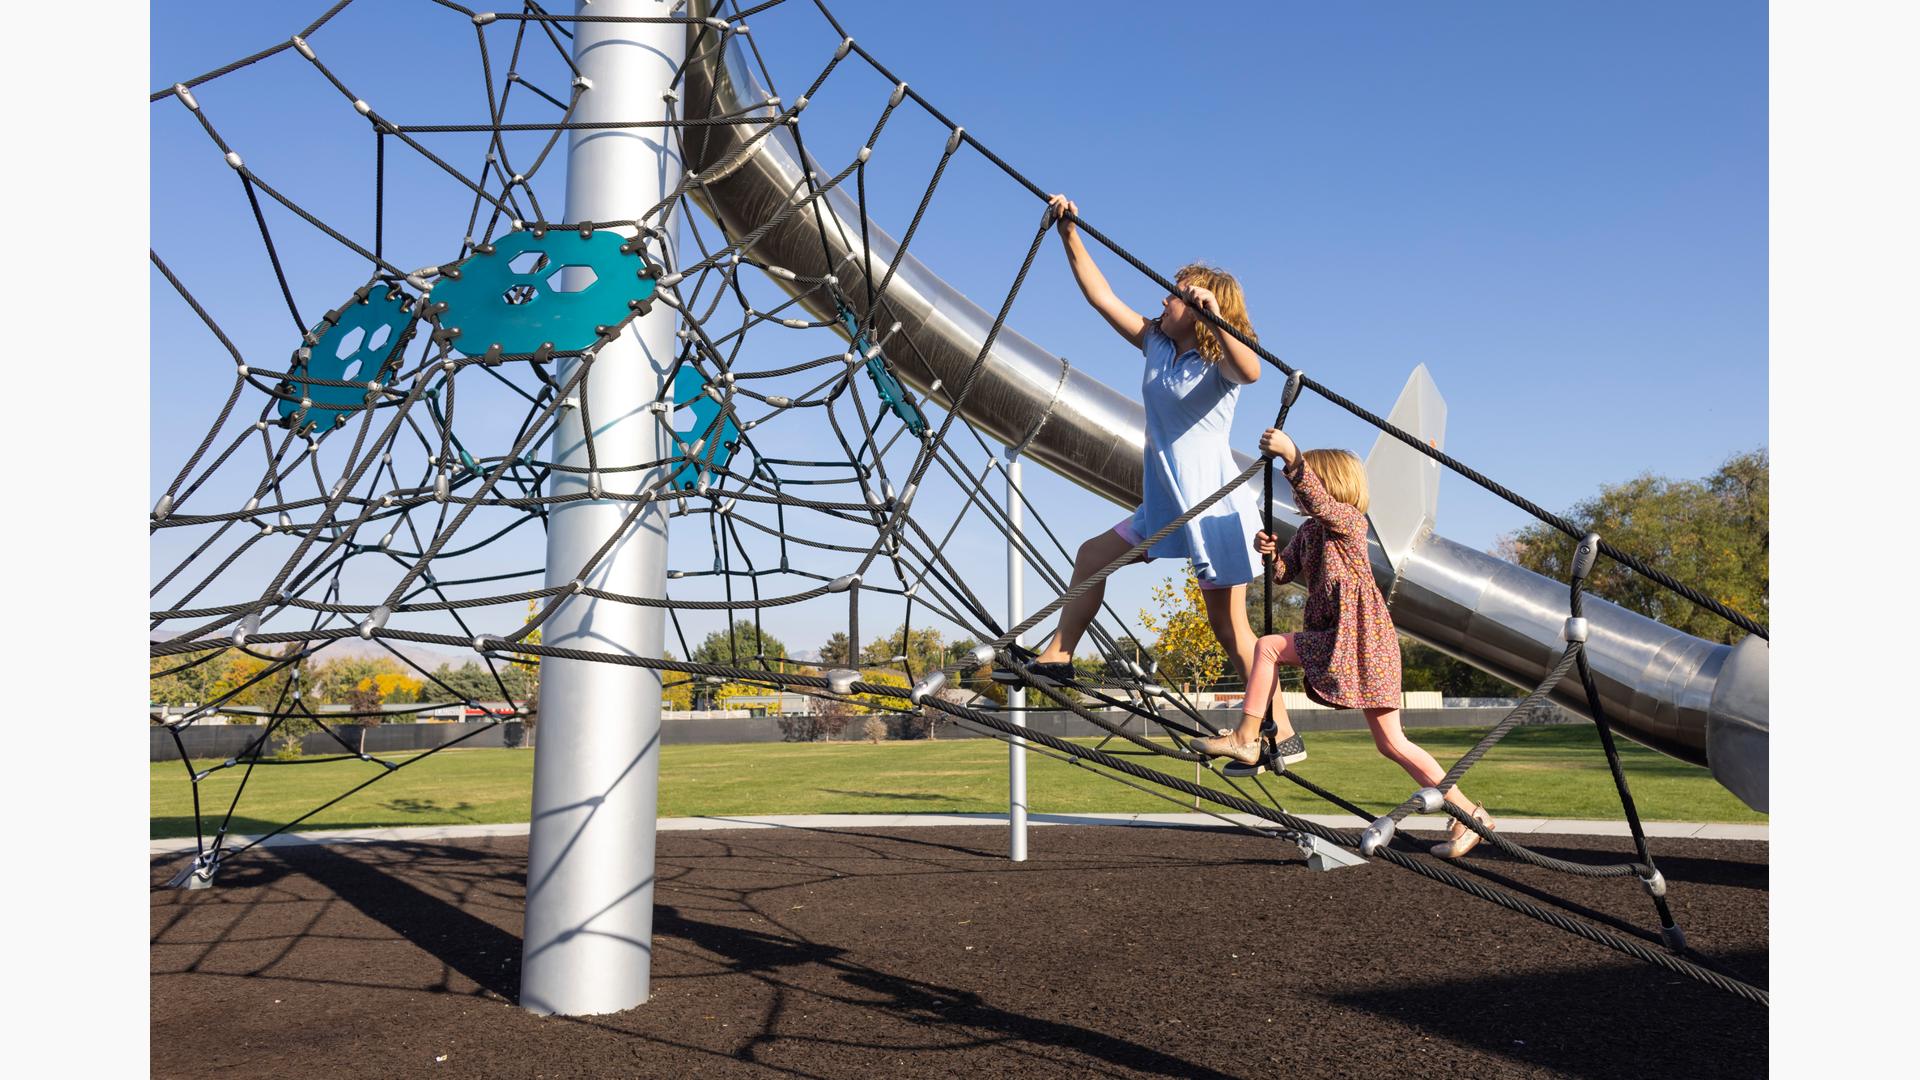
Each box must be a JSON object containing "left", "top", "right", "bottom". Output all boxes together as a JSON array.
[
  {"left": 1301, "top": 448, "right": 1369, "bottom": 514},
  {"left": 1174, "top": 263, "right": 1256, "bottom": 364}
]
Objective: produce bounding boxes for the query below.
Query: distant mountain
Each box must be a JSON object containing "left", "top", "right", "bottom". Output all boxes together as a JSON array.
[{"left": 148, "top": 629, "right": 469, "bottom": 674}]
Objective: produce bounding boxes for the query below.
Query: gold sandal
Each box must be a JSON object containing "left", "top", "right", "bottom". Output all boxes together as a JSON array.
[
  {"left": 1430, "top": 802, "right": 1493, "bottom": 859},
  {"left": 1191, "top": 733, "right": 1262, "bottom": 765}
]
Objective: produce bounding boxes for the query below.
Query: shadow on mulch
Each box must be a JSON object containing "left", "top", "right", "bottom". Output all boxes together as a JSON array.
[{"left": 152, "top": 826, "right": 1767, "bottom": 1079}]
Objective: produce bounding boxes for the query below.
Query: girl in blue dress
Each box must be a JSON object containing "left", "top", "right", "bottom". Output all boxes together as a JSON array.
[{"left": 1013, "top": 195, "right": 1292, "bottom": 757}]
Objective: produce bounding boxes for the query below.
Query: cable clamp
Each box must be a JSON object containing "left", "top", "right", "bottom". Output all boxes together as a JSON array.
[
  {"left": 1415, "top": 787, "right": 1445, "bottom": 814},
  {"left": 824, "top": 668, "right": 858, "bottom": 695},
  {"left": 1640, "top": 869, "right": 1668, "bottom": 898},
  {"left": 358, "top": 605, "right": 390, "bottom": 640},
  {"left": 1562, "top": 616, "right": 1589, "bottom": 643},
  {"left": 290, "top": 35, "right": 315, "bottom": 60},
  {"left": 1571, "top": 532, "right": 1601, "bottom": 583},
  {"left": 173, "top": 84, "right": 200, "bottom": 110},
  {"left": 910, "top": 670, "right": 947, "bottom": 705},
  {"left": 1359, "top": 816, "right": 1396, "bottom": 856},
  {"left": 828, "top": 573, "right": 861, "bottom": 593}
]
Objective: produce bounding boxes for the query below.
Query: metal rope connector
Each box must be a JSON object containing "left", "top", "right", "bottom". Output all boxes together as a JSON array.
[
  {"left": 1571, "top": 531, "right": 1601, "bottom": 583},
  {"left": 1359, "top": 815, "right": 1396, "bottom": 856},
  {"left": 910, "top": 670, "right": 947, "bottom": 705},
  {"left": 824, "top": 668, "right": 858, "bottom": 695},
  {"left": 1415, "top": 787, "right": 1445, "bottom": 814},
  {"left": 828, "top": 573, "right": 861, "bottom": 593},
  {"left": 165, "top": 850, "right": 221, "bottom": 891},
  {"left": 1640, "top": 869, "right": 1668, "bottom": 898},
  {"left": 1562, "top": 616, "right": 1590, "bottom": 643}
]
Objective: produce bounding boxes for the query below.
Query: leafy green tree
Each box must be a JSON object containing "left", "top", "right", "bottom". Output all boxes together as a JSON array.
[
  {"left": 150, "top": 648, "right": 230, "bottom": 708},
  {"left": 427, "top": 660, "right": 533, "bottom": 704},
  {"left": 1496, "top": 448, "right": 1767, "bottom": 644},
  {"left": 816, "top": 631, "right": 852, "bottom": 667},
  {"left": 690, "top": 620, "right": 790, "bottom": 669},
  {"left": 1398, "top": 638, "right": 1516, "bottom": 696},
  {"left": 860, "top": 623, "right": 945, "bottom": 677},
  {"left": 1242, "top": 574, "right": 1305, "bottom": 637}
]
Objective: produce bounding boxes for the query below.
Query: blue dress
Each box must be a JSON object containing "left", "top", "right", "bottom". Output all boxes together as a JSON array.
[{"left": 1126, "top": 321, "right": 1259, "bottom": 587}]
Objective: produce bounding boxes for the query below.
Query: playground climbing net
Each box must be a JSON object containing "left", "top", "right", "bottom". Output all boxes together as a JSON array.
[{"left": 151, "top": 0, "right": 1765, "bottom": 1006}]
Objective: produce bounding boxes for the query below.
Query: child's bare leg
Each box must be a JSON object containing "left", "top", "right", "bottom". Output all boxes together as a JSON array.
[
  {"left": 1235, "top": 633, "right": 1301, "bottom": 746},
  {"left": 1365, "top": 707, "right": 1477, "bottom": 815},
  {"left": 1034, "top": 529, "right": 1140, "bottom": 664},
  {"left": 1201, "top": 582, "right": 1256, "bottom": 683}
]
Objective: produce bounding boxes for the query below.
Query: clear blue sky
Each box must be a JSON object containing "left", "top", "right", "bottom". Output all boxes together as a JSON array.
[{"left": 149, "top": 1, "right": 1765, "bottom": 660}]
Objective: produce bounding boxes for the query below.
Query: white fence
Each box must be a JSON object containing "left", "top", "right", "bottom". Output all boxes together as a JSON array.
[{"left": 1190, "top": 690, "right": 1446, "bottom": 712}]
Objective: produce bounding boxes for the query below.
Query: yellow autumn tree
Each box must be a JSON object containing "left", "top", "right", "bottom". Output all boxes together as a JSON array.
[
  {"left": 1138, "top": 566, "right": 1226, "bottom": 692},
  {"left": 356, "top": 671, "right": 424, "bottom": 702}
]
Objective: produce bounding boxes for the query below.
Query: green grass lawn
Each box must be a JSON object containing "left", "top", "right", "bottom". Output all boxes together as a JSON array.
[{"left": 150, "top": 726, "right": 1766, "bottom": 840}]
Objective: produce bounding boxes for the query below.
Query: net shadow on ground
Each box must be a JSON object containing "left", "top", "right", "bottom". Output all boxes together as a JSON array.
[{"left": 152, "top": 826, "right": 1767, "bottom": 1079}]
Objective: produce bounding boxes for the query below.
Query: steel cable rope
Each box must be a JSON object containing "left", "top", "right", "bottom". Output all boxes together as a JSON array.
[
  {"left": 165, "top": 622, "right": 1764, "bottom": 1004},
  {"left": 791, "top": 0, "right": 1762, "bottom": 641},
  {"left": 153, "top": 4, "right": 1766, "bottom": 999}
]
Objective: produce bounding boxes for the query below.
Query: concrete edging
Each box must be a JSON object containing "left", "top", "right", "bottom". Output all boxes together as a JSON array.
[{"left": 149, "top": 812, "right": 1767, "bottom": 857}]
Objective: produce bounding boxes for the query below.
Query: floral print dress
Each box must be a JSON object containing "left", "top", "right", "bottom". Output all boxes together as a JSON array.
[{"left": 1271, "top": 457, "right": 1403, "bottom": 710}]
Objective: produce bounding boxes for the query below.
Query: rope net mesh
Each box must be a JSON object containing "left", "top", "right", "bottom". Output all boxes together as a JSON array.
[{"left": 149, "top": 0, "right": 1763, "bottom": 1005}]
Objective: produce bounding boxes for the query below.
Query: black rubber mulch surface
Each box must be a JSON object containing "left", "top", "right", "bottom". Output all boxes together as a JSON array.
[{"left": 152, "top": 825, "right": 1767, "bottom": 1078}]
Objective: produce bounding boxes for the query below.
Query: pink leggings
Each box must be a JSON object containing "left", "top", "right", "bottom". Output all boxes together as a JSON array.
[{"left": 1242, "top": 634, "right": 1297, "bottom": 720}]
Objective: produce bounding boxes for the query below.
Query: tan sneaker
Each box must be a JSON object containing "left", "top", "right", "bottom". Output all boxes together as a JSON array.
[
  {"left": 1191, "top": 733, "right": 1261, "bottom": 765},
  {"left": 1431, "top": 803, "right": 1493, "bottom": 859}
]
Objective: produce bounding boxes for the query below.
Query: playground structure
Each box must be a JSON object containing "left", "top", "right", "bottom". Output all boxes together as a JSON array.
[{"left": 150, "top": 0, "right": 1769, "bottom": 1021}]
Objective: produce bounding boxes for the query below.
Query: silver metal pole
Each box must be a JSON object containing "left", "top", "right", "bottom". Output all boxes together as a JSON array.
[
  {"left": 1007, "top": 452, "right": 1028, "bottom": 862},
  {"left": 520, "top": 0, "right": 683, "bottom": 1017}
]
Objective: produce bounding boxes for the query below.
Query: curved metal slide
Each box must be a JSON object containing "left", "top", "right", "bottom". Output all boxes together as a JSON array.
[{"left": 677, "top": 12, "right": 1767, "bottom": 811}]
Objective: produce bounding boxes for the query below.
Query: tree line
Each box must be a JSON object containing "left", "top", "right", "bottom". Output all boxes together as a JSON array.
[{"left": 153, "top": 450, "right": 1765, "bottom": 715}]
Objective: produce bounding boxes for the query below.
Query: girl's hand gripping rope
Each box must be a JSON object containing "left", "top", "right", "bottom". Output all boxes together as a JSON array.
[
  {"left": 1260, "top": 427, "right": 1298, "bottom": 465},
  {"left": 1046, "top": 193, "right": 1078, "bottom": 237}
]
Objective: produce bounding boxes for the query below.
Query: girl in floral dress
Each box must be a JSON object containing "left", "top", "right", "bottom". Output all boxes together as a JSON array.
[{"left": 1192, "top": 427, "right": 1494, "bottom": 858}]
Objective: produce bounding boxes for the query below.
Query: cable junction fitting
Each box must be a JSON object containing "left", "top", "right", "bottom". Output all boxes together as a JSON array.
[
  {"left": 1572, "top": 531, "right": 1602, "bottom": 582},
  {"left": 910, "top": 670, "right": 946, "bottom": 705},
  {"left": 358, "top": 605, "right": 390, "bottom": 640},
  {"left": 1360, "top": 816, "right": 1397, "bottom": 857}
]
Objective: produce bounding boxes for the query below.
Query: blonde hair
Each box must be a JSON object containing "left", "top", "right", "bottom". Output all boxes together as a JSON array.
[
  {"left": 1301, "top": 448, "right": 1369, "bottom": 514},
  {"left": 1173, "top": 263, "right": 1256, "bottom": 365}
]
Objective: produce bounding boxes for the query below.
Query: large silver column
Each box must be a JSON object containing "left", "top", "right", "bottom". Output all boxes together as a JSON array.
[
  {"left": 1006, "top": 453, "right": 1028, "bottom": 862},
  {"left": 520, "top": 0, "right": 683, "bottom": 1017}
]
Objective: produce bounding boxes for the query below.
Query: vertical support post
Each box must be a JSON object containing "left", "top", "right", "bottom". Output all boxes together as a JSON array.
[
  {"left": 520, "top": 0, "right": 684, "bottom": 1018},
  {"left": 1006, "top": 451, "right": 1028, "bottom": 862}
]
